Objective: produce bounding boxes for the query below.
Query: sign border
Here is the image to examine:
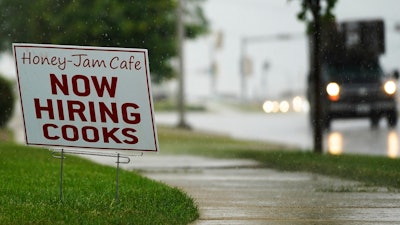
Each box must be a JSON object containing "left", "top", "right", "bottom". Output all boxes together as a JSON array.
[{"left": 13, "top": 43, "right": 159, "bottom": 152}]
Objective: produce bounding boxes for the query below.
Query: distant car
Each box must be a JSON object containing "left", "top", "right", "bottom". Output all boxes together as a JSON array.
[
  {"left": 307, "top": 64, "right": 398, "bottom": 129},
  {"left": 307, "top": 19, "right": 398, "bottom": 129}
]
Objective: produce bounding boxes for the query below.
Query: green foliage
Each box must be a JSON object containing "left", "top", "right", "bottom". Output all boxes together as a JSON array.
[
  {"left": 290, "top": 0, "right": 338, "bottom": 33},
  {"left": 154, "top": 99, "right": 206, "bottom": 112},
  {"left": 0, "top": 143, "right": 199, "bottom": 224},
  {"left": 0, "top": 0, "right": 208, "bottom": 82},
  {"left": 0, "top": 75, "right": 14, "bottom": 127},
  {"left": 296, "top": 0, "right": 337, "bottom": 22},
  {"left": 158, "top": 126, "right": 292, "bottom": 157},
  {"left": 257, "top": 151, "right": 400, "bottom": 188}
]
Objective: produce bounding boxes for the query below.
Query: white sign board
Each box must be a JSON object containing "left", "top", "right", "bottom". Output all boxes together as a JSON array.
[{"left": 13, "top": 43, "right": 158, "bottom": 152}]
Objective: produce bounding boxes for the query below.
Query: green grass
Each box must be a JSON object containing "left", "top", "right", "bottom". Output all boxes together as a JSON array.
[
  {"left": 154, "top": 99, "right": 206, "bottom": 112},
  {"left": 0, "top": 142, "right": 198, "bottom": 225},
  {"left": 158, "top": 126, "right": 400, "bottom": 189},
  {"left": 3, "top": 124, "right": 400, "bottom": 224}
]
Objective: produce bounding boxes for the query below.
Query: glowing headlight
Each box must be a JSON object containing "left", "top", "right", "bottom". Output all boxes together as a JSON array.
[
  {"left": 262, "top": 101, "right": 274, "bottom": 113},
  {"left": 279, "top": 101, "right": 290, "bottom": 113},
  {"left": 384, "top": 80, "right": 397, "bottom": 95},
  {"left": 262, "top": 101, "right": 280, "bottom": 113},
  {"left": 326, "top": 82, "right": 340, "bottom": 101}
]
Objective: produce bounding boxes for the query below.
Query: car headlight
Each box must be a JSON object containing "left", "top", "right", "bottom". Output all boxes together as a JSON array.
[
  {"left": 326, "top": 82, "right": 340, "bottom": 101},
  {"left": 384, "top": 80, "right": 397, "bottom": 95}
]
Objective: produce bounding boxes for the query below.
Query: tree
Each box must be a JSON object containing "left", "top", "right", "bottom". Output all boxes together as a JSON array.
[
  {"left": 296, "top": 0, "right": 337, "bottom": 30},
  {"left": 0, "top": 0, "right": 208, "bottom": 82},
  {"left": 0, "top": 75, "right": 14, "bottom": 128},
  {"left": 291, "top": 0, "right": 338, "bottom": 153}
]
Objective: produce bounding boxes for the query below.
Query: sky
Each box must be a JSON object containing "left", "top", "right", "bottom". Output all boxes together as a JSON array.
[
  {"left": 183, "top": 0, "right": 400, "bottom": 101},
  {"left": 1, "top": 0, "right": 399, "bottom": 102}
]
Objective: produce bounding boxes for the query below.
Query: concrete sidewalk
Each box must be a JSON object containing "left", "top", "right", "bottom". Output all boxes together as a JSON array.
[{"left": 83, "top": 154, "right": 400, "bottom": 225}]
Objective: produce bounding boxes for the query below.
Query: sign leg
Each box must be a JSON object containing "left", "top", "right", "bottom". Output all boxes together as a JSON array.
[
  {"left": 59, "top": 149, "right": 64, "bottom": 203},
  {"left": 115, "top": 153, "right": 120, "bottom": 204}
]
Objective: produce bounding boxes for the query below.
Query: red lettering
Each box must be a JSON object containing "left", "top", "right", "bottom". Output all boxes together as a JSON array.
[
  {"left": 88, "top": 101, "right": 96, "bottom": 122},
  {"left": 50, "top": 73, "right": 69, "bottom": 95},
  {"left": 82, "top": 126, "right": 99, "bottom": 142},
  {"left": 56, "top": 100, "right": 64, "bottom": 120},
  {"left": 61, "top": 125, "right": 79, "bottom": 141},
  {"left": 122, "top": 103, "right": 140, "bottom": 124},
  {"left": 72, "top": 75, "right": 90, "bottom": 96},
  {"left": 67, "top": 100, "right": 87, "bottom": 121},
  {"left": 41, "top": 124, "right": 140, "bottom": 145},
  {"left": 43, "top": 123, "right": 59, "bottom": 140},
  {"left": 50, "top": 73, "right": 118, "bottom": 98},
  {"left": 99, "top": 102, "right": 118, "bottom": 123},
  {"left": 91, "top": 76, "right": 118, "bottom": 97},
  {"left": 34, "top": 98, "right": 54, "bottom": 119},
  {"left": 122, "top": 128, "right": 138, "bottom": 144},
  {"left": 102, "top": 127, "right": 121, "bottom": 143}
]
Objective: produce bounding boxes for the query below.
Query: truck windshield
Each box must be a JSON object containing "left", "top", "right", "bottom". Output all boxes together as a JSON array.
[{"left": 325, "top": 63, "right": 383, "bottom": 83}]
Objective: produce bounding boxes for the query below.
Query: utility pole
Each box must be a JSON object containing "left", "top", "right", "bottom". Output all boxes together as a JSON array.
[
  {"left": 310, "top": 0, "right": 323, "bottom": 153},
  {"left": 240, "top": 38, "right": 248, "bottom": 101},
  {"left": 261, "top": 61, "right": 270, "bottom": 100},
  {"left": 176, "top": 0, "right": 190, "bottom": 129},
  {"left": 239, "top": 33, "right": 302, "bottom": 101}
]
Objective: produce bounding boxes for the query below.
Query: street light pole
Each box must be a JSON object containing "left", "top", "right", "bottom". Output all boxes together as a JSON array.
[
  {"left": 261, "top": 61, "right": 270, "bottom": 99},
  {"left": 240, "top": 38, "right": 248, "bottom": 101},
  {"left": 177, "top": 0, "right": 190, "bottom": 128},
  {"left": 310, "top": 0, "right": 323, "bottom": 153}
]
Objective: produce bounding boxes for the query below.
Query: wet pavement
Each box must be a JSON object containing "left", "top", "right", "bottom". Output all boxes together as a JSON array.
[
  {"left": 8, "top": 108, "right": 400, "bottom": 224},
  {"left": 82, "top": 154, "right": 400, "bottom": 225}
]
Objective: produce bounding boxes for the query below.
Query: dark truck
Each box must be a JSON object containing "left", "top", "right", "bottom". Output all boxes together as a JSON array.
[{"left": 307, "top": 19, "right": 398, "bottom": 129}]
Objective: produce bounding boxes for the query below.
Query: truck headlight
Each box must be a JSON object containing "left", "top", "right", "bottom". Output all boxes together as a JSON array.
[
  {"left": 384, "top": 80, "right": 397, "bottom": 95},
  {"left": 326, "top": 82, "right": 340, "bottom": 101}
]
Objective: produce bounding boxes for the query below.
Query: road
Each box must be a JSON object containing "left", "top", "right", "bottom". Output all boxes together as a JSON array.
[
  {"left": 9, "top": 99, "right": 399, "bottom": 158},
  {"left": 155, "top": 108, "right": 400, "bottom": 158}
]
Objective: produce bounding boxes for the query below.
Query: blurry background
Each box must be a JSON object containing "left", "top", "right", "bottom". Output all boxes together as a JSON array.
[
  {"left": 181, "top": 0, "right": 399, "bottom": 104},
  {"left": 1, "top": 0, "right": 400, "bottom": 157},
  {"left": 1, "top": 0, "right": 399, "bottom": 103}
]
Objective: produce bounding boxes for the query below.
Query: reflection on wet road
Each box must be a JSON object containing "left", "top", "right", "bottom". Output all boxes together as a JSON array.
[
  {"left": 156, "top": 111, "right": 400, "bottom": 158},
  {"left": 326, "top": 120, "right": 399, "bottom": 158}
]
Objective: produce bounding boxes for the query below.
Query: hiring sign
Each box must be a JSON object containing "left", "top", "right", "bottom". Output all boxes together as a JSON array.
[{"left": 13, "top": 43, "right": 158, "bottom": 152}]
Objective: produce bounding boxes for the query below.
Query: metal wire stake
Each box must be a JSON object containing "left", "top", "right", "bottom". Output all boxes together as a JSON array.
[
  {"left": 50, "top": 149, "right": 138, "bottom": 203},
  {"left": 59, "top": 149, "right": 64, "bottom": 203},
  {"left": 116, "top": 153, "right": 120, "bottom": 204}
]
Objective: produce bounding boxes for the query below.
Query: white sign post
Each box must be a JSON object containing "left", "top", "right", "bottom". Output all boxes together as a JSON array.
[{"left": 13, "top": 43, "right": 158, "bottom": 152}]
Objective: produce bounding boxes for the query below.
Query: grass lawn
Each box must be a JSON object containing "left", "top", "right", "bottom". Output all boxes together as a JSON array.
[{"left": 0, "top": 142, "right": 198, "bottom": 225}]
